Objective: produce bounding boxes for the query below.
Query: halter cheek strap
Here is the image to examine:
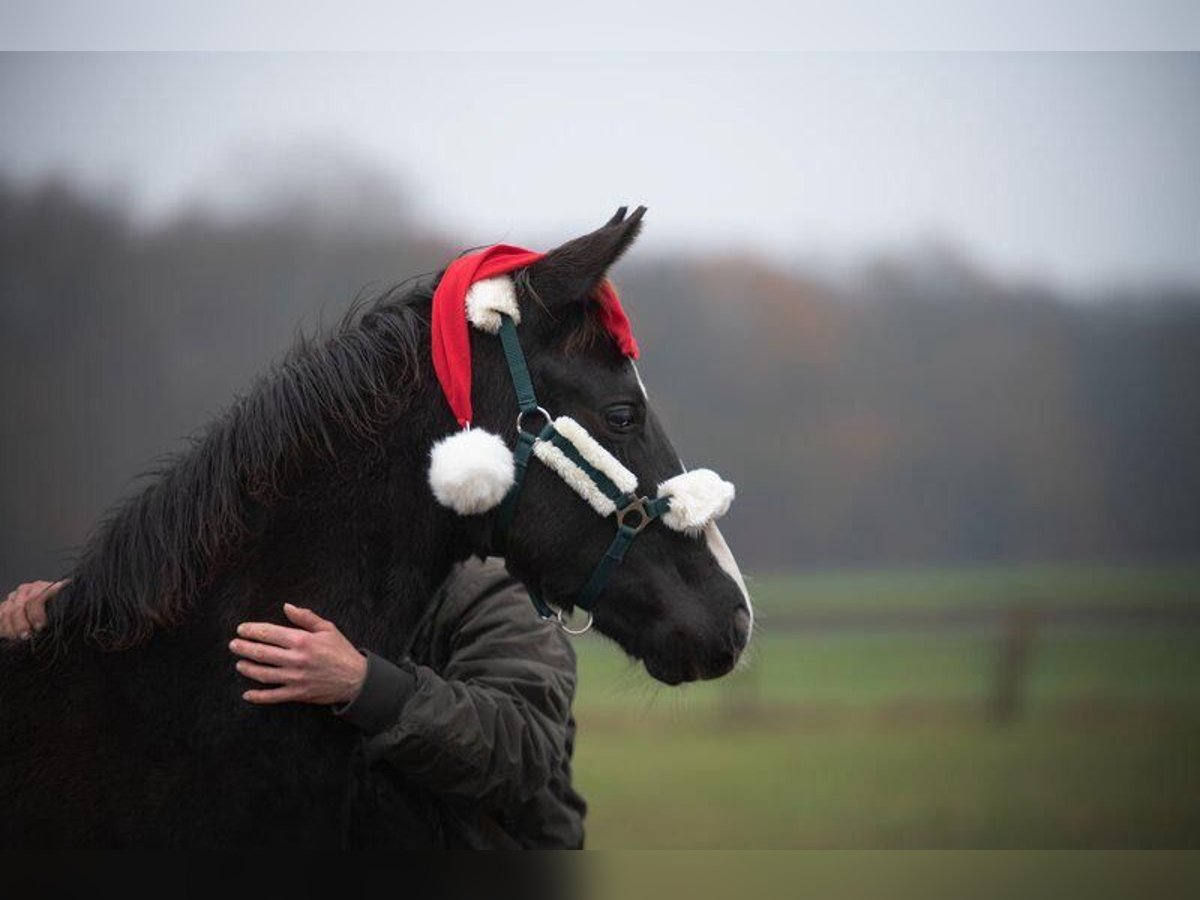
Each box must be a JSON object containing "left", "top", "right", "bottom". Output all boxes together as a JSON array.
[{"left": 491, "top": 314, "right": 671, "bottom": 629}]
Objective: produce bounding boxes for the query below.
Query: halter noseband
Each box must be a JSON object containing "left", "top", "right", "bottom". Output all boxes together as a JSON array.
[{"left": 490, "top": 313, "right": 673, "bottom": 633}]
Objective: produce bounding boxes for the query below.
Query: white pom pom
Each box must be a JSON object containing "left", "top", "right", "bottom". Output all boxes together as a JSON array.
[
  {"left": 428, "top": 428, "right": 516, "bottom": 514},
  {"left": 657, "top": 469, "right": 736, "bottom": 535}
]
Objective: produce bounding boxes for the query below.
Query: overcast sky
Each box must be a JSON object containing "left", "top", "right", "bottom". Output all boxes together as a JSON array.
[{"left": 1, "top": 52, "right": 1197, "bottom": 290}]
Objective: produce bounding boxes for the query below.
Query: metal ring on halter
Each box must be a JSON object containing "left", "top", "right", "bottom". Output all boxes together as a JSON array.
[
  {"left": 556, "top": 607, "right": 594, "bottom": 636},
  {"left": 516, "top": 405, "right": 551, "bottom": 435},
  {"left": 616, "top": 497, "right": 654, "bottom": 534}
]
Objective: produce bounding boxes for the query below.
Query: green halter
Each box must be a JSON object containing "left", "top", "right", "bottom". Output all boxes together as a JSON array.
[{"left": 490, "top": 314, "right": 670, "bottom": 632}]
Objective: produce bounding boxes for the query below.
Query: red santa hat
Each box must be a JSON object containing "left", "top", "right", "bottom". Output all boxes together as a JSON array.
[{"left": 427, "top": 244, "right": 639, "bottom": 515}]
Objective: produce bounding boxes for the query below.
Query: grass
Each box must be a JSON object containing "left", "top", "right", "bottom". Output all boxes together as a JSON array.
[
  {"left": 568, "top": 564, "right": 1200, "bottom": 848},
  {"left": 574, "top": 631, "right": 1200, "bottom": 712},
  {"left": 575, "top": 714, "right": 1200, "bottom": 848}
]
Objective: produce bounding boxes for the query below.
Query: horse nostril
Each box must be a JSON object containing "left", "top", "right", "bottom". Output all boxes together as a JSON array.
[{"left": 732, "top": 606, "right": 751, "bottom": 649}]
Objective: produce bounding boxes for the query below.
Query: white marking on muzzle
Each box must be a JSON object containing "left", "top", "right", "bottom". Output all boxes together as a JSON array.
[
  {"left": 703, "top": 521, "right": 754, "bottom": 645},
  {"left": 628, "top": 360, "right": 751, "bottom": 643}
]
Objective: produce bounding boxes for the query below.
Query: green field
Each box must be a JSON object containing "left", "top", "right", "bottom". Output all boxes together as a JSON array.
[
  {"left": 744, "top": 563, "right": 1200, "bottom": 613},
  {"left": 569, "top": 565, "right": 1200, "bottom": 848}
]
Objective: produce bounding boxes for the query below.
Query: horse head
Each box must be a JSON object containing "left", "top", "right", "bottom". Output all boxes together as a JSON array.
[{"left": 437, "top": 207, "right": 752, "bottom": 684}]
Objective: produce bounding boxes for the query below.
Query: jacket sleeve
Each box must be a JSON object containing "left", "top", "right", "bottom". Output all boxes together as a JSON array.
[{"left": 334, "top": 561, "right": 577, "bottom": 809}]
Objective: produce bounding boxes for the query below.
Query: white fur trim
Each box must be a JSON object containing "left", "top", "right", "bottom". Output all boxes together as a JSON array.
[
  {"left": 657, "top": 469, "right": 735, "bottom": 535},
  {"left": 465, "top": 276, "right": 520, "bottom": 334},
  {"left": 428, "top": 428, "right": 515, "bottom": 515}
]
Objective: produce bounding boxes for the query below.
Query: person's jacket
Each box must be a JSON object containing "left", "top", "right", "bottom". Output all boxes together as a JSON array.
[{"left": 335, "top": 557, "right": 586, "bottom": 848}]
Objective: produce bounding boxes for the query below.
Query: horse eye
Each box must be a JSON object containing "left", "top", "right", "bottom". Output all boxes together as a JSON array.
[{"left": 604, "top": 404, "right": 638, "bottom": 432}]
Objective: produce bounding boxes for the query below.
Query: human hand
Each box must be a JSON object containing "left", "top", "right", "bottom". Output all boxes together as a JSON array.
[
  {"left": 229, "top": 603, "right": 367, "bottom": 706},
  {"left": 0, "top": 579, "right": 68, "bottom": 641}
]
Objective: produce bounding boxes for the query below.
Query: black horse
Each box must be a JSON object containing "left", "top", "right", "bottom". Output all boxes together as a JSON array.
[{"left": 0, "top": 208, "right": 751, "bottom": 848}]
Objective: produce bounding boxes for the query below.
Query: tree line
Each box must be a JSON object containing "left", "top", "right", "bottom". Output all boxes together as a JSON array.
[{"left": 2, "top": 177, "right": 1197, "bottom": 579}]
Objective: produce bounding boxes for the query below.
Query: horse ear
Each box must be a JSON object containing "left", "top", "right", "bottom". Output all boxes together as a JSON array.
[
  {"left": 527, "top": 206, "right": 646, "bottom": 307},
  {"left": 604, "top": 206, "right": 630, "bottom": 227}
]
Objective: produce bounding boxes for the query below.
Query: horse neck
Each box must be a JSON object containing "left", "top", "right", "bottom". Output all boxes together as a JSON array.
[{"left": 240, "top": 386, "right": 484, "bottom": 653}]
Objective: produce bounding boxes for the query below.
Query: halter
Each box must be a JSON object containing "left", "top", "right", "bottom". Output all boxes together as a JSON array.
[
  {"left": 426, "top": 242, "right": 733, "bottom": 633},
  {"left": 490, "top": 313, "right": 675, "bottom": 634}
]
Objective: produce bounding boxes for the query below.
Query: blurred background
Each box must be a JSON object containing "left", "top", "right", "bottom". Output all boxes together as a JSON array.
[{"left": 1, "top": 52, "right": 1198, "bottom": 847}]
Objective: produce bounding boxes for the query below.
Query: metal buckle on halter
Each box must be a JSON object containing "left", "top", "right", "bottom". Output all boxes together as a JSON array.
[{"left": 615, "top": 496, "right": 654, "bottom": 534}]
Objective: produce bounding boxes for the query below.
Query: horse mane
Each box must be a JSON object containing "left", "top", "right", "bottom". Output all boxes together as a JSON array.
[{"left": 57, "top": 279, "right": 433, "bottom": 650}]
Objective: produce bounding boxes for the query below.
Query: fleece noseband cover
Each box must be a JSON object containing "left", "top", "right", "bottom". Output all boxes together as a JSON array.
[
  {"left": 532, "top": 416, "right": 639, "bottom": 516},
  {"left": 531, "top": 416, "right": 735, "bottom": 533},
  {"left": 656, "top": 469, "right": 736, "bottom": 536}
]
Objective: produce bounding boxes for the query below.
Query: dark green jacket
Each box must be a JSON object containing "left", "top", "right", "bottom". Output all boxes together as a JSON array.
[{"left": 336, "top": 558, "right": 586, "bottom": 849}]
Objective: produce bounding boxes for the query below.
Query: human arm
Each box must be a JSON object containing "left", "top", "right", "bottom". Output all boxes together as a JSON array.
[
  {"left": 337, "top": 561, "right": 578, "bottom": 811},
  {"left": 228, "top": 562, "right": 579, "bottom": 812}
]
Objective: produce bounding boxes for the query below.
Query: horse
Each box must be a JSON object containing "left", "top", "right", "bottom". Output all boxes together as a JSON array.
[{"left": 0, "top": 207, "right": 751, "bottom": 848}]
